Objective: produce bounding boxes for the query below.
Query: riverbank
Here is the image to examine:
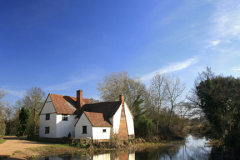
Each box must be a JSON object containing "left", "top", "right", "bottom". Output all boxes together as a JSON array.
[{"left": 1, "top": 139, "right": 176, "bottom": 160}]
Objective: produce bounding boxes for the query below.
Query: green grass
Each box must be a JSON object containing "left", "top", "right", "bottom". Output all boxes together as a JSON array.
[
  {"left": 12, "top": 150, "right": 22, "bottom": 155},
  {"left": 0, "top": 139, "right": 5, "bottom": 144},
  {"left": 29, "top": 155, "right": 38, "bottom": 159}
]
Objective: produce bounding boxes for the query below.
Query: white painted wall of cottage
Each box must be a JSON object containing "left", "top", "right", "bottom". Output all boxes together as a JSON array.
[
  {"left": 56, "top": 114, "right": 76, "bottom": 138},
  {"left": 112, "top": 104, "right": 122, "bottom": 134},
  {"left": 92, "top": 127, "right": 111, "bottom": 140},
  {"left": 124, "top": 102, "right": 135, "bottom": 135},
  {"left": 75, "top": 113, "right": 92, "bottom": 139},
  {"left": 41, "top": 95, "right": 56, "bottom": 114},
  {"left": 39, "top": 113, "right": 57, "bottom": 138}
]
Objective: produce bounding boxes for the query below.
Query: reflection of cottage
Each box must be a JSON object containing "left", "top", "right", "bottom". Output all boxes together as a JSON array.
[
  {"left": 39, "top": 90, "right": 135, "bottom": 140},
  {"left": 38, "top": 152, "right": 135, "bottom": 160}
]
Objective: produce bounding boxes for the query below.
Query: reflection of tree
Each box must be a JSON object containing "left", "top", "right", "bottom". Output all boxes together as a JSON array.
[{"left": 135, "top": 151, "right": 159, "bottom": 160}]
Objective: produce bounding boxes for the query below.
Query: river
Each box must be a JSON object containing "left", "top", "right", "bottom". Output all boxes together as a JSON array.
[{"left": 39, "top": 134, "right": 216, "bottom": 160}]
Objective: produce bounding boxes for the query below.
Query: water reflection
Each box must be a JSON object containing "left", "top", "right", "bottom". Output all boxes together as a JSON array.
[
  {"left": 39, "top": 134, "right": 214, "bottom": 160},
  {"left": 39, "top": 152, "right": 135, "bottom": 160},
  {"left": 136, "top": 134, "right": 212, "bottom": 160}
]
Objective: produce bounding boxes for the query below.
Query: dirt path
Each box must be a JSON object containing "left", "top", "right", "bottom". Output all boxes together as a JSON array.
[{"left": 0, "top": 136, "right": 52, "bottom": 159}]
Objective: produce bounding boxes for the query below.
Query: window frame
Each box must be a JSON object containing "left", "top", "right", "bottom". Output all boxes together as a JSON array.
[
  {"left": 45, "top": 114, "right": 50, "bottom": 120},
  {"left": 103, "top": 129, "right": 106, "bottom": 133},
  {"left": 82, "top": 126, "right": 87, "bottom": 134},
  {"left": 45, "top": 127, "right": 50, "bottom": 134},
  {"left": 62, "top": 114, "right": 68, "bottom": 121}
]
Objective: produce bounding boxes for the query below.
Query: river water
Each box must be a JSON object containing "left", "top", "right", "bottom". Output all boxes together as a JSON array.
[{"left": 39, "top": 134, "right": 216, "bottom": 160}]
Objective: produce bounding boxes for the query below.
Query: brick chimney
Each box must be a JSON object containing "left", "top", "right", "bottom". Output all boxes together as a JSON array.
[
  {"left": 119, "top": 95, "right": 124, "bottom": 104},
  {"left": 77, "top": 90, "right": 83, "bottom": 110}
]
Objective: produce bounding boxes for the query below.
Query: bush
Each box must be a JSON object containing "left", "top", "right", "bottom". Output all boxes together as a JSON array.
[
  {"left": 224, "top": 130, "right": 240, "bottom": 151},
  {"left": 135, "top": 115, "right": 156, "bottom": 137}
]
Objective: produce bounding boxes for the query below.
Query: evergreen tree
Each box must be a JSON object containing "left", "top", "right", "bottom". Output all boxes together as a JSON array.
[{"left": 18, "top": 107, "right": 30, "bottom": 136}]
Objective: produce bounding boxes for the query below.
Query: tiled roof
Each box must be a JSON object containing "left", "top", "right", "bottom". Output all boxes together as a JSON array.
[
  {"left": 84, "top": 111, "right": 112, "bottom": 127},
  {"left": 50, "top": 93, "right": 90, "bottom": 115},
  {"left": 76, "top": 101, "right": 122, "bottom": 118}
]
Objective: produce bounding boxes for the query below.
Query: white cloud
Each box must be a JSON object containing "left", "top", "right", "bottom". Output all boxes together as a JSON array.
[
  {"left": 206, "top": 40, "right": 221, "bottom": 48},
  {"left": 44, "top": 73, "right": 98, "bottom": 91},
  {"left": 45, "top": 78, "right": 87, "bottom": 91},
  {"left": 141, "top": 57, "right": 199, "bottom": 81},
  {"left": 232, "top": 68, "right": 240, "bottom": 72},
  {"left": 207, "top": 0, "right": 240, "bottom": 47},
  {"left": 3, "top": 89, "right": 25, "bottom": 98}
]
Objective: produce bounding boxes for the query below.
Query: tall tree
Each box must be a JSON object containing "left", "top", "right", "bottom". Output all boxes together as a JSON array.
[
  {"left": 165, "top": 74, "right": 186, "bottom": 127},
  {"left": 97, "top": 71, "right": 146, "bottom": 115},
  {"left": 195, "top": 75, "right": 240, "bottom": 138},
  {"left": 18, "top": 107, "right": 30, "bottom": 136},
  {"left": 0, "top": 88, "right": 6, "bottom": 135},
  {"left": 149, "top": 72, "right": 167, "bottom": 134},
  {"left": 21, "top": 86, "right": 45, "bottom": 135}
]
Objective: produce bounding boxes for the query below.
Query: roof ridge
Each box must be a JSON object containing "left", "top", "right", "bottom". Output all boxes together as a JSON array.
[
  {"left": 84, "top": 101, "right": 120, "bottom": 105},
  {"left": 50, "top": 93, "right": 89, "bottom": 100}
]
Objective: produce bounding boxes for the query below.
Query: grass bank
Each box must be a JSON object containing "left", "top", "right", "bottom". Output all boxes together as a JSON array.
[
  {"left": 0, "top": 135, "right": 5, "bottom": 145},
  {"left": 8, "top": 139, "right": 176, "bottom": 160}
]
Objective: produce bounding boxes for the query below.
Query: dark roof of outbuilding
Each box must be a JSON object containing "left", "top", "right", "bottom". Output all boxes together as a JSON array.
[{"left": 76, "top": 101, "right": 122, "bottom": 118}]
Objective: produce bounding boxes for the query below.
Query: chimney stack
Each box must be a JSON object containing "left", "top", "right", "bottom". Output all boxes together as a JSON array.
[
  {"left": 77, "top": 90, "right": 83, "bottom": 110},
  {"left": 119, "top": 95, "right": 124, "bottom": 104}
]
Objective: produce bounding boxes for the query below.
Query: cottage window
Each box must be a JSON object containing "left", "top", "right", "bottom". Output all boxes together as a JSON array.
[
  {"left": 45, "top": 127, "right": 50, "bottom": 134},
  {"left": 103, "top": 129, "right": 106, "bottom": 133},
  {"left": 62, "top": 114, "right": 68, "bottom": 121},
  {"left": 82, "top": 126, "right": 87, "bottom": 134},
  {"left": 46, "top": 114, "right": 50, "bottom": 120}
]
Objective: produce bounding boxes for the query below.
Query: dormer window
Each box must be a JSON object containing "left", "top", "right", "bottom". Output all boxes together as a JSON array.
[
  {"left": 62, "top": 114, "right": 68, "bottom": 121},
  {"left": 46, "top": 114, "right": 50, "bottom": 120}
]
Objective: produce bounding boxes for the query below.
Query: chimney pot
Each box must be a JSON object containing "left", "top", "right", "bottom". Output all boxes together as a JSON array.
[{"left": 119, "top": 95, "right": 124, "bottom": 104}]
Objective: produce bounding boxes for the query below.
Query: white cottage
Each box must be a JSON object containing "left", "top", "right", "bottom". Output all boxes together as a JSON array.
[{"left": 39, "top": 90, "right": 135, "bottom": 141}]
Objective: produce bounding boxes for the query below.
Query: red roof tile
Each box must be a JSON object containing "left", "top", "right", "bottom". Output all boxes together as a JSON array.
[
  {"left": 84, "top": 111, "right": 112, "bottom": 127},
  {"left": 50, "top": 93, "right": 90, "bottom": 115}
]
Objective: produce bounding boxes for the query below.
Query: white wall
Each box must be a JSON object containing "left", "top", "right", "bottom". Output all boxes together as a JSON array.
[
  {"left": 56, "top": 114, "right": 76, "bottom": 138},
  {"left": 112, "top": 104, "right": 122, "bottom": 134},
  {"left": 92, "top": 127, "right": 111, "bottom": 140},
  {"left": 124, "top": 102, "right": 135, "bottom": 135},
  {"left": 41, "top": 95, "right": 56, "bottom": 114},
  {"left": 39, "top": 113, "right": 57, "bottom": 138},
  {"left": 75, "top": 113, "right": 92, "bottom": 139}
]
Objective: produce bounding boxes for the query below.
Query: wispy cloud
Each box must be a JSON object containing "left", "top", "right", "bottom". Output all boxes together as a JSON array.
[
  {"left": 44, "top": 78, "right": 86, "bottom": 91},
  {"left": 44, "top": 72, "right": 98, "bottom": 91},
  {"left": 141, "top": 58, "right": 199, "bottom": 81},
  {"left": 207, "top": 0, "right": 240, "bottom": 47},
  {"left": 3, "top": 89, "right": 25, "bottom": 98},
  {"left": 206, "top": 40, "right": 221, "bottom": 48},
  {"left": 232, "top": 68, "right": 240, "bottom": 72}
]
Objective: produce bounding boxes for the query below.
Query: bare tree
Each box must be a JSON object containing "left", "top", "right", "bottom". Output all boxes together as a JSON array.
[
  {"left": 176, "top": 102, "right": 194, "bottom": 129},
  {"left": 165, "top": 74, "right": 186, "bottom": 127},
  {"left": 89, "top": 98, "right": 100, "bottom": 104},
  {"left": 0, "top": 88, "right": 7, "bottom": 135},
  {"left": 149, "top": 72, "right": 168, "bottom": 134},
  {"left": 97, "top": 71, "right": 146, "bottom": 115},
  {"left": 22, "top": 86, "right": 45, "bottom": 135}
]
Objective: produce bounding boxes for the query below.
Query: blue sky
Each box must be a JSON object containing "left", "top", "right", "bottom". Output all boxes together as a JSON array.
[{"left": 1, "top": 0, "right": 240, "bottom": 105}]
